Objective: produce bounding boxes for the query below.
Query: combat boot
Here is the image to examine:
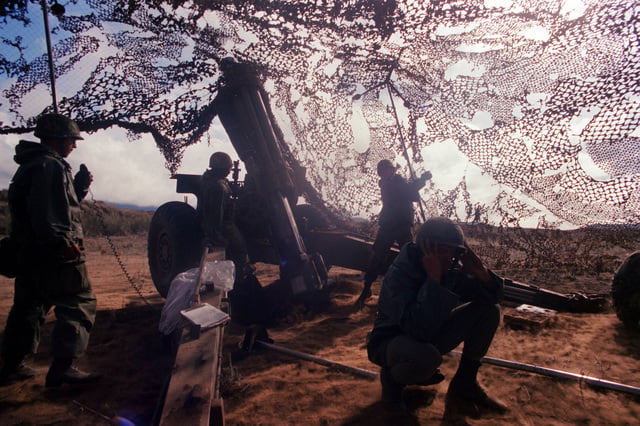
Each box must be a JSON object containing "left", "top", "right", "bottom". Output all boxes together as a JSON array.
[
  {"left": 380, "top": 367, "right": 406, "bottom": 411},
  {"left": 45, "top": 359, "right": 101, "bottom": 388},
  {"left": 0, "top": 361, "right": 37, "bottom": 386},
  {"left": 354, "top": 286, "right": 372, "bottom": 308},
  {"left": 421, "top": 368, "right": 445, "bottom": 386},
  {"left": 446, "top": 377, "right": 508, "bottom": 417}
]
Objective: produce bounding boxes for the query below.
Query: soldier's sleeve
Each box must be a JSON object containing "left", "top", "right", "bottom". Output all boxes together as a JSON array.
[
  {"left": 451, "top": 269, "right": 505, "bottom": 304},
  {"left": 406, "top": 177, "right": 425, "bottom": 202},
  {"left": 381, "top": 248, "right": 460, "bottom": 342},
  {"left": 200, "top": 180, "right": 226, "bottom": 243}
]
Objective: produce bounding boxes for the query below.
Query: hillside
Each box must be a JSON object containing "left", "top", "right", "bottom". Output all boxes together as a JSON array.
[
  {"left": 0, "top": 188, "right": 152, "bottom": 237},
  {"left": 3, "top": 186, "right": 640, "bottom": 297}
]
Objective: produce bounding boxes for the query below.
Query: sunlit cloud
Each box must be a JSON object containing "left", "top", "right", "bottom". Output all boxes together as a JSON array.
[{"left": 0, "top": 120, "right": 237, "bottom": 209}]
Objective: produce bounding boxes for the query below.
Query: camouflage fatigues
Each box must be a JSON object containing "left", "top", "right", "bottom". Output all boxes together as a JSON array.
[
  {"left": 197, "top": 169, "right": 248, "bottom": 281},
  {"left": 364, "top": 173, "right": 426, "bottom": 287},
  {"left": 1, "top": 140, "right": 96, "bottom": 368}
]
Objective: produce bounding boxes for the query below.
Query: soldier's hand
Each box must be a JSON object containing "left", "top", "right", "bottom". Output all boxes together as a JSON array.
[
  {"left": 63, "top": 243, "right": 82, "bottom": 260},
  {"left": 74, "top": 164, "right": 93, "bottom": 190},
  {"left": 459, "top": 243, "right": 490, "bottom": 283},
  {"left": 417, "top": 171, "right": 432, "bottom": 187},
  {"left": 419, "top": 240, "right": 445, "bottom": 282}
]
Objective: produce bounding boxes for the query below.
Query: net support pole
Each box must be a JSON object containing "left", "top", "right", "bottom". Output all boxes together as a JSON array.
[
  {"left": 450, "top": 350, "right": 640, "bottom": 397},
  {"left": 386, "top": 84, "right": 426, "bottom": 222},
  {"left": 41, "top": 0, "right": 58, "bottom": 113},
  {"left": 256, "top": 340, "right": 378, "bottom": 381}
]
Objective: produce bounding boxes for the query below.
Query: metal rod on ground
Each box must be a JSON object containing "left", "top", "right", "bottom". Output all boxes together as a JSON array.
[
  {"left": 40, "top": 0, "right": 58, "bottom": 113},
  {"left": 256, "top": 340, "right": 378, "bottom": 381},
  {"left": 72, "top": 400, "right": 111, "bottom": 423},
  {"left": 386, "top": 83, "right": 426, "bottom": 222},
  {"left": 450, "top": 350, "right": 640, "bottom": 397}
]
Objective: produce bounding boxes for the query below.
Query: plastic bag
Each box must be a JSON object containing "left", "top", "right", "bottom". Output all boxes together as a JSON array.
[
  {"left": 158, "top": 261, "right": 235, "bottom": 335},
  {"left": 158, "top": 268, "right": 200, "bottom": 335},
  {"left": 201, "top": 260, "right": 235, "bottom": 291}
]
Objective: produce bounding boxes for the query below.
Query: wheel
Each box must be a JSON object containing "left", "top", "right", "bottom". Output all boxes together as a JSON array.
[
  {"left": 148, "top": 201, "right": 203, "bottom": 298},
  {"left": 612, "top": 251, "right": 640, "bottom": 331}
]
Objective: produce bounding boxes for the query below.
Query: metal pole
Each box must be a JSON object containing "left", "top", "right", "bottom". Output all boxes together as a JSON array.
[
  {"left": 256, "top": 340, "right": 378, "bottom": 381},
  {"left": 40, "top": 0, "right": 58, "bottom": 113},
  {"left": 450, "top": 350, "right": 640, "bottom": 397},
  {"left": 386, "top": 83, "right": 426, "bottom": 222}
]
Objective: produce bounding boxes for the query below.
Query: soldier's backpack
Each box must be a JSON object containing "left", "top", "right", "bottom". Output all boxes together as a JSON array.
[{"left": 0, "top": 237, "right": 18, "bottom": 278}]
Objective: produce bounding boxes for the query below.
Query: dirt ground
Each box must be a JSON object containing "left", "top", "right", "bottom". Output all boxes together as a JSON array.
[{"left": 0, "top": 234, "right": 639, "bottom": 425}]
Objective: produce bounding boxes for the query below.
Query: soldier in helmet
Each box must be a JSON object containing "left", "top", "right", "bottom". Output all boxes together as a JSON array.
[
  {"left": 355, "top": 159, "right": 432, "bottom": 307},
  {"left": 197, "top": 152, "right": 249, "bottom": 283},
  {"left": 0, "top": 113, "right": 100, "bottom": 387},
  {"left": 366, "top": 217, "right": 508, "bottom": 416}
]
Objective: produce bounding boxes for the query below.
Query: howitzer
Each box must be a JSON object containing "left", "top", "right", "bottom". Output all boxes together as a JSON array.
[
  {"left": 147, "top": 59, "right": 606, "bottom": 320},
  {"left": 148, "top": 59, "right": 329, "bottom": 308}
]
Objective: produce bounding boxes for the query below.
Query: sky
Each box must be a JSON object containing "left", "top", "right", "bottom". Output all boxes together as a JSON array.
[{"left": 0, "top": 121, "right": 238, "bottom": 209}]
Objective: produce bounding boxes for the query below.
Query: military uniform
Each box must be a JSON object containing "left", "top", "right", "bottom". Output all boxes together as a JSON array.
[
  {"left": 366, "top": 218, "right": 508, "bottom": 415},
  {"left": 2, "top": 140, "right": 96, "bottom": 370},
  {"left": 0, "top": 114, "right": 99, "bottom": 387},
  {"left": 357, "top": 168, "right": 429, "bottom": 306},
  {"left": 197, "top": 167, "right": 248, "bottom": 282},
  {"left": 367, "top": 242, "right": 503, "bottom": 375}
]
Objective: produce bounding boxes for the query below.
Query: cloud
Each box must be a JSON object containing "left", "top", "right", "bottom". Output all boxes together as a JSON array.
[{"left": 0, "top": 120, "right": 238, "bottom": 209}]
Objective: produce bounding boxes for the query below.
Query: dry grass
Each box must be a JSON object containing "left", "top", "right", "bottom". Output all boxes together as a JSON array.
[{"left": 0, "top": 189, "right": 152, "bottom": 237}]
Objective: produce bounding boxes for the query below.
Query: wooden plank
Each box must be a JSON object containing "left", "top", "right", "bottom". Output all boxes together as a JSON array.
[{"left": 160, "top": 288, "right": 226, "bottom": 426}]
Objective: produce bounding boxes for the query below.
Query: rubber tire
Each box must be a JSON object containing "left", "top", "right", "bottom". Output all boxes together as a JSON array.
[
  {"left": 148, "top": 201, "right": 203, "bottom": 298},
  {"left": 612, "top": 251, "right": 640, "bottom": 331}
]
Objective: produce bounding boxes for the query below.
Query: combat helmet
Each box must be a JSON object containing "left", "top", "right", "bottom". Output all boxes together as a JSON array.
[
  {"left": 376, "top": 159, "right": 395, "bottom": 176},
  {"left": 34, "top": 113, "right": 83, "bottom": 140},
  {"left": 417, "top": 217, "right": 465, "bottom": 249},
  {"left": 209, "top": 152, "right": 233, "bottom": 171}
]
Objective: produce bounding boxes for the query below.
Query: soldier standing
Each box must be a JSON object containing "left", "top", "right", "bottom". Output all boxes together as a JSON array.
[
  {"left": 355, "top": 159, "right": 431, "bottom": 307},
  {"left": 0, "top": 113, "right": 100, "bottom": 387}
]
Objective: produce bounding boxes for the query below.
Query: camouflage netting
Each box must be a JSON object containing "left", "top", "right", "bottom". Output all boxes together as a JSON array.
[{"left": 1, "top": 0, "right": 639, "bottom": 228}]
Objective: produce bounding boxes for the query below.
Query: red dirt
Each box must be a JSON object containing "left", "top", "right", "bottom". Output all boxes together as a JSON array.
[{"left": 0, "top": 235, "right": 639, "bottom": 425}]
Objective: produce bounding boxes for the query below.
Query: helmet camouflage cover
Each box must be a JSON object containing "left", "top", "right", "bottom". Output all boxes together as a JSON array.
[{"left": 34, "top": 113, "right": 83, "bottom": 140}]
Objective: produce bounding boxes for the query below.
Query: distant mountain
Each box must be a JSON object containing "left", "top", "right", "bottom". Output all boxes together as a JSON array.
[
  {"left": 110, "top": 202, "right": 157, "bottom": 212},
  {"left": 80, "top": 200, "right": 153, "bottom": 236}
]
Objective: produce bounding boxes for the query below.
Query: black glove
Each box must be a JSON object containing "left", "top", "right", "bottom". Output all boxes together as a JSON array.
[
  {"left": 418, "top": 170, "right": 432, "bottom": 186},
  {"left": 74, "top": 164, "right": 93, "bottom": 199}
]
